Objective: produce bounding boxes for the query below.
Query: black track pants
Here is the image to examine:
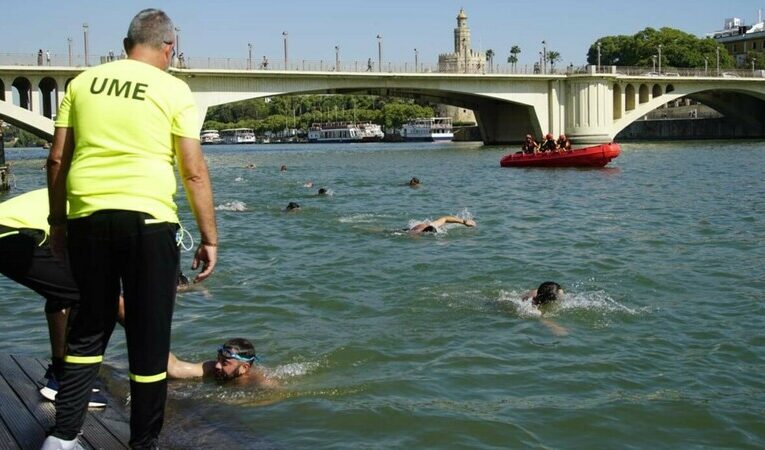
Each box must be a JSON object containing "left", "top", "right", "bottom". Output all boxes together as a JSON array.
[{"left": 51, "top": 210, "right": 179, "bottom": 449}]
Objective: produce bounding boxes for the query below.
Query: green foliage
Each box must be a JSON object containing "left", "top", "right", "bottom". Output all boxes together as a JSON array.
[
  {"left": 1, "top": 125, "right": 46, "bottom": 147},
  {"left": 204, "top": 95, "right": 434, "bottom": 133},
  {"left": 587, "top": 27, "right": 736, "bottom": 68}
]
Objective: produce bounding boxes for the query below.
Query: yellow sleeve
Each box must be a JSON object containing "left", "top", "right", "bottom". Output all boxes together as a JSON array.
[
  {"left": 171, "top": 81, "right": 200, "bottom": 139},
  {"left": 54, "top": 82, "right": 75, "bottom": 128}
]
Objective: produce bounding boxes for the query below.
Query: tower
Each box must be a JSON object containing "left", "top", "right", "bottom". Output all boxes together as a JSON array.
[{"left": 453, "top": 8, "right": 471, "bottom": 55}]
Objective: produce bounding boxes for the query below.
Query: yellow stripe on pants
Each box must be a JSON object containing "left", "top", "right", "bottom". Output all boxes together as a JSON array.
[{"left": 129, "top": 371, "right": 167, "bottom": 383}]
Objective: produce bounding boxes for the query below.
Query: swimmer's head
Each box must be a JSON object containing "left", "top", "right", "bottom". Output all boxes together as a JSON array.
[
  {"left": 409, "top": 177, "right": 420, "bottom": 186},
  {"left": 177, "top": 272, "right": 190, "bottom": 288},
  {"left": 422, "top": 225, "right": 437, "bottom": 233},
  {"left": 286, "top": 202, "right": 300, "bottom": 212},
  {"left": 532, "top": 281, "right": 564, "bottom": 306},
  {"left": 280, "top": 165, "right": 288, "bottom": 172},
  {"left": 214, "top": 338, "right": 258, "bottom": 381},
  {"left": 318, "top": 188, "right": 327, "bottom": 195}
]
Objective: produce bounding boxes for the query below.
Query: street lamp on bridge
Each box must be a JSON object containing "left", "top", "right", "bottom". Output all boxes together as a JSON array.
[
  {"left": 414, "top": 48, "right": 419, "bottom": 73},
  {"left": 657, "top": 44, "right": 662, "bottom": 74},
  {"left": 596, "top": 41, "right": 601, "bottom": 72},
  {"left": 67, "top": 37, "right": 73, "bottom": 67},
  {"left": 335, "top": 45, "right": 340, "bottom": 72},
  {"left": 716, "top": 46, "right": 720, "bottom": 76},
  {"left": 704, "top": 56, "right": 708, "bottom": 76},
  {"left": 282, "top": 31, "right": 289, "bottom": 70},
  {"left": 82, "top": 23, "right": 89, "bottom": 66},
  {"left": 541, "top": 40, "right": 547, "bottom": 74},
  {"left": 377, "top": 34, "right": 383, "bottom": 72},
  {"left": 652, "top": 55, "right": 657, "bottom": 73},
  {"left": 753, "top": 57, "right": 757, "bottom": 74},
  {"left": 175, "top": 27, "right": 181, "bottom": 59},
  {"left": 248, "top": 43, "right": 253, "bottom": 70}
]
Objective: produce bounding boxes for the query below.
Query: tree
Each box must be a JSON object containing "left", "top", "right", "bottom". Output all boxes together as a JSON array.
[
  {"left": 587, "top": 27, "right": 736, "bottom": 69},
  {"left": 508, "top": 45, "right": 521, "bottom": 72},
  {"left": 486, "top": 49, "right": 495, "bottom": 73},
  {"left": 547, "top": 51, "right": 561, "bottom": 72}
]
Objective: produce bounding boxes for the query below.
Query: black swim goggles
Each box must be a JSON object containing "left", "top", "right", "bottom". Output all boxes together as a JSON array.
[{"left": 217, "top": 346, "right": 259, "bottom": 363}]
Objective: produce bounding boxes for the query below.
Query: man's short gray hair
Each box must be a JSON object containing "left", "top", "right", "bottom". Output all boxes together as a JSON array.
[{"left": 126, "top": 9, "right": 174, "bottom": 50}]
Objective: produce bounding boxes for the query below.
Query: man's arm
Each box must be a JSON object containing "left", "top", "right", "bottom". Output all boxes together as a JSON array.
[
  {"left": 430, "top": 216, "right": 476, "bottom": 228},
  {"left": 175, "top": 136, "right": 218, "bottom": 282},
  {"left": 167, "top": 352, "right": 215, "bottom": 379},
  {"left": 47, "top": 127, "right": 75, "bottom": 260}
]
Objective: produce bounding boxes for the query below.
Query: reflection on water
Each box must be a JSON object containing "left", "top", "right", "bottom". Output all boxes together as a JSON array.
[{"left": 1, "top": 142, "right": 764, "bottom": 448}]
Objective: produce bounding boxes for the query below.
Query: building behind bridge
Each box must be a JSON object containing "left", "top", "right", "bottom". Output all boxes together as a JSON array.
[
  {"left": 437, "top": 8, "right": 484, "bottom": 125},
  {"left": 709, "top": 12, "right": 765, "bottom": 66}
]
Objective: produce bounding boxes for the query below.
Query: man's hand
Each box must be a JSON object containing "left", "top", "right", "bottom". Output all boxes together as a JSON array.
[{"left": 191, "top": 243, "right": 217, "bottom": 282}]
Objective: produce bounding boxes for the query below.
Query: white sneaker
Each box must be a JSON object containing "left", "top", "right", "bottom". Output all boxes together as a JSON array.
[{"left": 40, "top": 435, "right": 85, "bottom": 450}]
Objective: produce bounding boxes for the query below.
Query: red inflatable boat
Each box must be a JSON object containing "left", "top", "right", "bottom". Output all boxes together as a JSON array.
[{"left": 500, "top": 143, "right": 621, "bottom": 168}]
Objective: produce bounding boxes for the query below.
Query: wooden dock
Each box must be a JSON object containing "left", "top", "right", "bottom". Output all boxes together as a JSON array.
[{"left": 0, "top": 354, "right": 130, "bottom": 449}]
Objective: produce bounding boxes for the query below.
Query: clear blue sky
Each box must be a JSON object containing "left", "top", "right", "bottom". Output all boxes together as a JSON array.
[{"left": 3, "top": 1, "right": 765, "bottom": 66}]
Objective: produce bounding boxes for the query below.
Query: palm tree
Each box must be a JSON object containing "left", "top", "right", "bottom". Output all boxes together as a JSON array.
[
  {"left": 547, "top": 50, "right": 561, "bottom": 72},
  {"left": 486, "top": 49, "right": 495, "bottom": 73},
  {"left": 508, "top": 45, "right": 521, "bottom": 72}
]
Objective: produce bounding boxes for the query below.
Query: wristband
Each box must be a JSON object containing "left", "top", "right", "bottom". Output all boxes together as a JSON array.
[{"left": 201, "top": 241, "right": 218, "bottom": 247}]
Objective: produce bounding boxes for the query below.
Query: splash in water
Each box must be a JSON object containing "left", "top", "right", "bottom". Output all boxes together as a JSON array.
[{"left": 215, "top": 200, "right": 247, "bottom": 212}]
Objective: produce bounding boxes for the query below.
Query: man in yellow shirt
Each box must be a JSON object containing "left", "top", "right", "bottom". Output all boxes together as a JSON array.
[
  {"left": 0, "top": 189, "right": 107, "bottom": 409},
  {"left": 45, "top": 8, "right": 218, "bottom": 449}
]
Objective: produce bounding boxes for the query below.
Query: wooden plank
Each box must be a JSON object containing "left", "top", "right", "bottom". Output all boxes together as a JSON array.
[
  {"left": 24, "top": 357, "right": 129, "bottom": 449},
  {"left": 0, "top": 355, "right": 46, "bottom": 449},
  {"left": 0, "top": 413, "right": 22, "bottom": 450}
]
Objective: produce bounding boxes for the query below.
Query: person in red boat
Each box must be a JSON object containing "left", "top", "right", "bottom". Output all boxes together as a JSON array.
[
  {"left": 520, "top": 134, "right": 538, "bottom": 154},
  {"left": 556, "top": 134, "right": 572, "bottom": 151},
  {"left": 540, "top": 133, "right": 557, "bottom": 152}
]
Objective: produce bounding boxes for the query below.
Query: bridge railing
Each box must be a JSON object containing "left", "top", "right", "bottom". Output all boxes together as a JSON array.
[{"left": 3, "top": 52, "right": 765, "bottom": 78}]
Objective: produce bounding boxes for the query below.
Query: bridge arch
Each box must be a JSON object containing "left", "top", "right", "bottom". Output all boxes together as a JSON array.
[
  {"left": 639, "top": 84, "right": 649, "bottom": 104},
  {"left": 652, "top": 84, "right": 662, "bottom": 98},
  {"left": 0, "top": 79, "right": 4, "bottom": 101},
  {"left": 39, "top": 77, "right": 58, "bottom": 119},
  {"left": 625, "top": 84, "right": 636, "bottom": 111},
  {"left": 613, "top": 83, "right": 622, "bottom": 119},
  {"left": 12, "top": 77, "right": 32, "bottom": 110},
  {"left": 611, "top": 85, "right": 765, "bottom": 137}
]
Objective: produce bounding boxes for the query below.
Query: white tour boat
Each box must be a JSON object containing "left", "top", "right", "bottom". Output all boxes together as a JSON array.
[
  {"left": 401, "top": 117, "right": 454, "bottom": 142},
  {"left": 220, "top": 128, "right": 256, "bottom": 144},
  {"left": 200, "top": 129, "right": 222, "bottom": 145},
  {"left": 307, "top": 122, "right": 384, "bottom": 143}
]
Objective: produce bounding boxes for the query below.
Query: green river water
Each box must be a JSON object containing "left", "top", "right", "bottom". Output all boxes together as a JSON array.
[{"left": 1, "top": 141, "right": 763, "bottom": 449}]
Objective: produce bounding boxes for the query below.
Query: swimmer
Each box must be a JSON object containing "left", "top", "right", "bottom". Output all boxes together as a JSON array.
[
  {"left": 521, "top": 281, "right": 568, "bottom": 336},
  {"left": 285, "top": 202, "right": 300, "bottom": 212},
  {"left": 317, "top": 188, "right": 328, "bottom": 196},
  {"left": 280, "top": 164, "right": 288, "bottom": 172},
  {"left": 245, "top": 163, "right": 257, "bottom": 169},
  {"left": 303, "top": 180, "right": 313, "bottom": 188},
  {"left": 522, "top": 281, "right": 565, "bottom": 307},
  {"left": 408, "top": 215, "right": 476, "bottom": 234},
  {"left": 408, "top": 177, "right": 420, "bottom": 188},
  {"left": 167, "top": 338, "right": 278, "bottom": 387}
]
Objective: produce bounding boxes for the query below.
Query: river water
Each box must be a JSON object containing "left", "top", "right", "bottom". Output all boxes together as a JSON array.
[{"left": 1, "top": 141, "right": 764, "bottom": 449}]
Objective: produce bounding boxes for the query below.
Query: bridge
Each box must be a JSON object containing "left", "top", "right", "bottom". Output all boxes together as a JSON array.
[{"left": 3, "top": 62, "right": 765, "bottom": 144}]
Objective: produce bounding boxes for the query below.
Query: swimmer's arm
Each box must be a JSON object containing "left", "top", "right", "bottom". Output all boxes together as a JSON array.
[
  {"left": 167, "top": 352, "right": 208, "bottom": 379},
  {"left": 521, "top": 290, "right": 537, "bottom": 302},
  {"left": 540, "top": 318, "right": 569, "bottom": 336},
  {"left": 431, "top": 216, "right": 475, "bottom": 228}
]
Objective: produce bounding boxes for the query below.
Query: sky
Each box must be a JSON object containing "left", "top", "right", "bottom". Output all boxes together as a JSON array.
[{"left": 3, "top": 1, "right": 765, "bottom": 68}]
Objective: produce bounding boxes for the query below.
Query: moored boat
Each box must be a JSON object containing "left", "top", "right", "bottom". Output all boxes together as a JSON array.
[
  {"left": 307, "top": 122, "right": 384, "bottom": 143},
  {"left": 401, "top": 117, "right": 454, "bottom": 142},
  {"left": 500, "top": 143, "right": 621, "bottom": 168},
  {"left": 200, "top": 129, "right": 222, "bottom": 145}
]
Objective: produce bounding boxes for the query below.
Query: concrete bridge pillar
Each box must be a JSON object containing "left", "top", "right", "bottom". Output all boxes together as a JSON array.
[
  {"left": 2, "top": 77, "right": 12, "bottom": 103},
  {"left": 565, "top": 77, "right": 615, "bottom": 144},
  {"left": 30, "top": 77, "right": 41, "bottom": 113}
]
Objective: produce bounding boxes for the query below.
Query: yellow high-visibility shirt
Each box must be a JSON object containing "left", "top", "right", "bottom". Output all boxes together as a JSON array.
[
  {"left": 55, "top": 59, "right": 200, "bottom": 223},
  {"left": 0, "top": 189, "right": 49, "bottom": 234}
]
